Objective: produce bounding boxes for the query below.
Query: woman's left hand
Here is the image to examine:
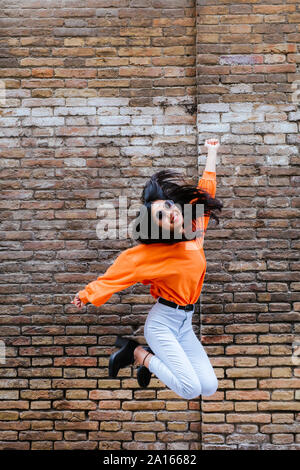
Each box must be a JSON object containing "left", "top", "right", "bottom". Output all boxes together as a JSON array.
[{"left": 204, "top": 138, "right": 220, "bottom": 151}]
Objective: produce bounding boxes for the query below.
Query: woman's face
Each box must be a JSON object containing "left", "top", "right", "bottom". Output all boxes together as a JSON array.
[{"left": 151, "top": 199, "right": 184, "bottom": 235}]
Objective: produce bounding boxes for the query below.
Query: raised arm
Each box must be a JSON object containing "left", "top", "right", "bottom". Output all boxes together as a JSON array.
[
  {"left": 203, "top": 138, "right": 218, "bottom": 173},
  {"left": 193, "top": 139, "right": 220, "bottom": 244},
  {"left": 76, "top": 248, "right": 142, "bottom": 307},
  {"left": 197, "top": 138, "right": 219, "bottom": 197}
]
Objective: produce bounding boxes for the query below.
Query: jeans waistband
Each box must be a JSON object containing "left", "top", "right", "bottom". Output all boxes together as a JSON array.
[{"left": 158, "top": 296, "right": 194, "bottom": 312}]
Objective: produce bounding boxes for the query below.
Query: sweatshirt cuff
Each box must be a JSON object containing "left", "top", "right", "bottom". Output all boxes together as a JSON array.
[
  {"left": 77, "top": 290, "right": 89, "bottom": 304},
  {"left": 202, "top": 170, "right": 216, "bottom": 180}
]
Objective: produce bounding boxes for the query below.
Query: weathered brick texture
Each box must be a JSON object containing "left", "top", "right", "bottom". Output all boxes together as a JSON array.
[
  {"left": 0, "top": 0, "right": 299, "bottom": 450},
  {"left": 197, "top": 0, "right": 300, "bottom": 451}
]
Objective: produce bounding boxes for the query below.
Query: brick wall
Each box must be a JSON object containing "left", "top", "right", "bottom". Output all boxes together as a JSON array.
[
  {"left": 0, "top": 0, "right": 299, "bottom": 451},
  {"left": 197, "top": 0, "right": 300, "bottom": 450},
  {"left": 0, "top": 0, "right": 200, "bottom": 451}
]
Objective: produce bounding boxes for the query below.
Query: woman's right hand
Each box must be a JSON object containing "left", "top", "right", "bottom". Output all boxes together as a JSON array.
[{"left": 71, "top": 293, "right": 85, "bottom": 309}]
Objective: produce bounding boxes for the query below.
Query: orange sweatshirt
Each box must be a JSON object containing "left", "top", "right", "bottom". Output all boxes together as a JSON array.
[{"left": 78, "top": 171, "right": 216, "bottom": 307}]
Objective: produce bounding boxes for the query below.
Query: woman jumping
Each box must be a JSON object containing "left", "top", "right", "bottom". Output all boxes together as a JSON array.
[{"left": 71, "top": 138, "right": 223, "bottom": 400}]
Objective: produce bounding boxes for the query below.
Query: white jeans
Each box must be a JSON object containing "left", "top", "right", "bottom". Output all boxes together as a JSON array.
[{"left": 144, "top": 298, "right": 218, "bottom": 400}]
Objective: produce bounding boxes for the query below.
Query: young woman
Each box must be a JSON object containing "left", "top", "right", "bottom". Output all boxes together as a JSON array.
[{"left": 71, "top": 138, "right": 222, "bottom": 400}]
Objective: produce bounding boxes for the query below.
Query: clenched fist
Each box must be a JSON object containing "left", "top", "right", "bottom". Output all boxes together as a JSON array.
[
  {"left": 71, "top": 293, "right": 85, "bottom": 309},
  {"left": 204, "top": 138, "right": 220, "bottom": 151}
]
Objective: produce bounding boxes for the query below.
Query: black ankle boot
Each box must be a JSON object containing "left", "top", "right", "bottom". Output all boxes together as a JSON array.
[
  {"left": 109, "top": 336, "right": 140, "bottom": 378},
  {"left": 136, "top": 346, "right": 153, "bottom": 388}
]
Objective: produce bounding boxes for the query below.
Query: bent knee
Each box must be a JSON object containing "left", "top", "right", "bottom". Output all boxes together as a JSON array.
[
  {"left": 201, "top": 376, "right": 218, "bottom": 397},
  {"left": 179, "top": 381, "right": 202, "bottom": 400},
  {"left": 184, "top": 389, "right": 202, "bottom": 400}
]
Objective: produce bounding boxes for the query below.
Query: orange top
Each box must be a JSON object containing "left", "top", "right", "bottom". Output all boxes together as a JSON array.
[{"left": 78, "top": 171, "right": 216, "bottom": 307}]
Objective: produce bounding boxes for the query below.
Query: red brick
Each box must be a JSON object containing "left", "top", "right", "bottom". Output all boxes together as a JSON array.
[{"left": 1, "top": 0, "right": 298, "bottom": 452}]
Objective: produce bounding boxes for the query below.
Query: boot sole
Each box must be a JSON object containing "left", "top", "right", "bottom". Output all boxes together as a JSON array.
[
  {"left": 137, "top": 366, "right": 152, "bottom": 388},
  {"left": 136, "top": 346, "right": 153, "bottom": 388}
]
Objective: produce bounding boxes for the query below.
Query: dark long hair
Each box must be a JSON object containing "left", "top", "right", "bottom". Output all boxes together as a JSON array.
[{"left": 131, "top": 169, "right": 223, "bottom": 245}]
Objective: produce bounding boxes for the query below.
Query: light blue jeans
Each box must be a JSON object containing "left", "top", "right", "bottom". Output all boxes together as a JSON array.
[{"left": 144, "top": 298, "right": 218, "bottom": 400}]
